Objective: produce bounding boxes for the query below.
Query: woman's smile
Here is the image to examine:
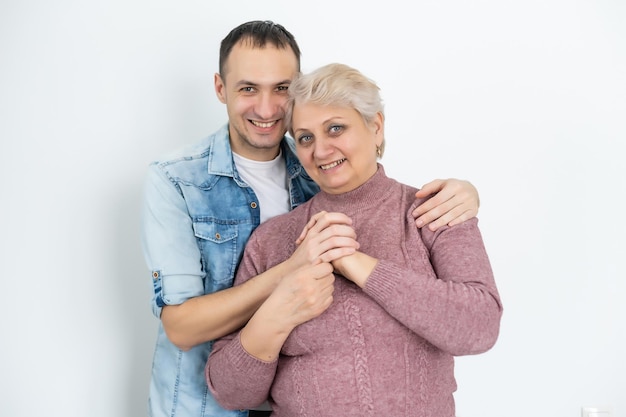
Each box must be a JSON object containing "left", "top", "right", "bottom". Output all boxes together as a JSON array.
[{"left": 319, "top": 158, "right": 346, "bottom": 170}]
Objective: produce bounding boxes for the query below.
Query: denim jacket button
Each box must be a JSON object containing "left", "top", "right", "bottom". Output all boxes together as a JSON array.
[
  {"left": 152, "top": 271, "right": 159, "bottom": 280},
  {"left": 215, "top": 232, "right": 221, "bottom": 240},
  {"left": 250, "top": 202, "right": 257, "bottom": 209}
]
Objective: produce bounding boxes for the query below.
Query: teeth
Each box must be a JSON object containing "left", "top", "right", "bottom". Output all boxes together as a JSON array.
[
  {"left": 251, "top": 120, "right": 276, "bottom": 128},
  {"left": 320, "top": 159, "right": 345, "bottom": 170}
]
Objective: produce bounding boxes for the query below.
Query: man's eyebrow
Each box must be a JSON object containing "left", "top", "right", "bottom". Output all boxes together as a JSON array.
[
  {"left": 234, "top": 79, "right": 292, "bottom": 88},
  {"left": 233, "top": 80, "right": 257, "bottom": 88}
]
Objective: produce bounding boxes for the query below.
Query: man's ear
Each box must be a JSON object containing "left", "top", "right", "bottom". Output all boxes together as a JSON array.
[{"left": 214, "top": 73, "right": 227, "bottom": 104}]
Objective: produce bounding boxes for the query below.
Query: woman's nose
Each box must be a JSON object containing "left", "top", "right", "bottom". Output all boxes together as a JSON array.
[{"left": 313, "top": 137, "right": 333, "bottom": 158}]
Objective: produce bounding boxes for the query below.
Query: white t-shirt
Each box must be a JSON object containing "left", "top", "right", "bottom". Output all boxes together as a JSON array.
[{"left": 233, "top": 150, "right": 290, "bottom": 223}]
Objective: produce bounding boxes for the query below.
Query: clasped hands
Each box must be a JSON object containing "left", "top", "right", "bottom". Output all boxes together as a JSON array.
[
  {"left": 292, "top": 211, "right": 377, "bottom": 288},
  {"left": 266, "top": 212, "right": 371, "bottom": 330},
  {"left": 242, "top": 211, "right": 373, "bottom": 360}
]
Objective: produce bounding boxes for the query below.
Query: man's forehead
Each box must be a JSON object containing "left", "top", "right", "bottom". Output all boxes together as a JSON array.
[{"left": 224, "top": 43, "right": 299, "bottom": 85}]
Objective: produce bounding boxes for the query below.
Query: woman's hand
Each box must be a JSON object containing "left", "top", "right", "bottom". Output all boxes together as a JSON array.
[
  {"left": 288, "top": 211, "right": 360, "bottom": 269},
  {"left": 332, "top": 251, "right": 378, "bottom": 288}
]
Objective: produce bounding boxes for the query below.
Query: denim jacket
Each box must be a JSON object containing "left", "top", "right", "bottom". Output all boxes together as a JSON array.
[{"left": 140, "top": 124, "right": 319, "bottom": 417}]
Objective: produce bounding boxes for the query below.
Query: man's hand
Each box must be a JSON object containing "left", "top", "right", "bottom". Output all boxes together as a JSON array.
[
  {"left": 412, "top": 179, "right": 479, "bottom": 231},
  {"left": 264, "top": 261, "right": 335, "bottom": 329},
  {"left": 240, "top": 261, "right": 335, "bottom": 361}
]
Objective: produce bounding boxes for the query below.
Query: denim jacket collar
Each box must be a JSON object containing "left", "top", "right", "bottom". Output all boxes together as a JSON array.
[{"left": 206, "top": 124, "right": 236, "bottom": 177}]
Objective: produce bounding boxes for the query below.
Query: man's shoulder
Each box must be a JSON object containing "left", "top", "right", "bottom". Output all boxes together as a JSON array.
[
  {"left": 152, "top": 125, "right": 229, "bottom": 166},
  {"left": 156, "top": 137, "right": 212, "bottom": 163},
  {"left": 147, "top": 125, "right": 233, "bottom": 184}
]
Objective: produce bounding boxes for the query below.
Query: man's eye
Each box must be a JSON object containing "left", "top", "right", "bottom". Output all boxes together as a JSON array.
[
  {"left": 277, "top": 85, "right": 289, "bottom": 92},
  {"left": 241, "top": 87, "right": 255, "bottom": 93}
]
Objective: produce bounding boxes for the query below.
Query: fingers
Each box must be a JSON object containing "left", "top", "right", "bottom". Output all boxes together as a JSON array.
[
  {"left": 296, "top": 211, "right": 353, "bottom": 245},
  {"left": 317, "top": 245, "right": 358, "bottom": 263},
  {"left": 412, "top": 179, "right": 454, "bottom": 218},
  {"left": 291, "top": 212, "right": 358, "bottom": 268},
  {"left": 299, "top": 233, "right": 359, "bottom": 268},
  {"left": 306, "top": 261, "right": 334, "bottom": 279},
  {"left": 425, "top": 204, "right": 475, "bottom": 231},
  {"left": 416, "top": 198, "right": 477, "bottom": 231},
  {"left": 412, "top": 179, "right": 479, "bottom": 230},
  {"left": 414, "top": 179, "right": 445, "bottom": 200},
  {"left": 295, "top": 211, "right": 327, "bottom": 244},
  {"left": 291, "top": 226, "right": 359, "bottom": 264},
  {"left": 412, "top": 194, "right": 454, "bottom": 228},
  {"left": 299, "top": 264, "right": 335, "bottom": 312},
  {"left": 274, "top": 262, "right": 335, "bottom": 325}
]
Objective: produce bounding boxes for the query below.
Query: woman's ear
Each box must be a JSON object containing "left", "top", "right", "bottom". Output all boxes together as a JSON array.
[{"left": 374, "top": 111, "right": 385, "bottom": 138}]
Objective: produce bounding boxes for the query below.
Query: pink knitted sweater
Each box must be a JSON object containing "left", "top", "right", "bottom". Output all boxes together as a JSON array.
[{"left": 207, "top": 166, "right": 502, "bottom": 417}]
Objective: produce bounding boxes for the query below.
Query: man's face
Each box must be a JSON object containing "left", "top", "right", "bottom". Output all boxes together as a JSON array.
[{"left": 215, "top": 41, "right": 299, "bottom": 161}]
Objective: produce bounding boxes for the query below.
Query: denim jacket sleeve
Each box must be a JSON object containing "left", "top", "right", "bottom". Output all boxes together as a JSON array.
[{"left": 141, "top": 162, "right": 205, "bottom": 318}]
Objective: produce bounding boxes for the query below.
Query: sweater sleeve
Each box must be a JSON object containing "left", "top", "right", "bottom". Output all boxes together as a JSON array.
[
  {"left": 363, "top": 217, "right": 503, "bottom": 356},
  {"left": 205, "top": 232, "right": 279, "bottom": 410}
]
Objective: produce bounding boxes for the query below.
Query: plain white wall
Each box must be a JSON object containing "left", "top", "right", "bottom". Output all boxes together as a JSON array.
[{"left": 1, "top": 1, "right": 624, "bottom": 416}]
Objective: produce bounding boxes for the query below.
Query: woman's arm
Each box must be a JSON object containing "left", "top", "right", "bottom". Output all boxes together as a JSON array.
[
  {"left": 207, "top": 213, "right": 355, "bottom": 409},
  {"left": 335, "top": 218, "right": 502, "bottom": 356}
]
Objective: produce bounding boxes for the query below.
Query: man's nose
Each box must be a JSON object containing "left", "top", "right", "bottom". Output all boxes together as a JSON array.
[{"left": 256, "top": 92, "right": 286, "bottom": 120}]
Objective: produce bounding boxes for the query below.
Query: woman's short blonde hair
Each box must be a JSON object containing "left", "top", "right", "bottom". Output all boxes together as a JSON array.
[{"left": 287, "top": 63, "right": 385, "bottom": 156}]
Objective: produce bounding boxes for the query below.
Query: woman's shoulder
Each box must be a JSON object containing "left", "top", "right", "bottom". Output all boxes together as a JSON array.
[{"left": 253, "top": 199, "right": 313, "bottom": 238}]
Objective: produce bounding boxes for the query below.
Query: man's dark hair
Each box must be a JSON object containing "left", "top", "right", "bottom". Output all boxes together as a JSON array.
[{"left": 219, "top": 20, "right": 301, "bottom": 76}]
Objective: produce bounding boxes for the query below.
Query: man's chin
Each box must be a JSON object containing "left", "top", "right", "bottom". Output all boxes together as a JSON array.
[{"left": 250, "top": 132, "right": 285, "bottom": 146}]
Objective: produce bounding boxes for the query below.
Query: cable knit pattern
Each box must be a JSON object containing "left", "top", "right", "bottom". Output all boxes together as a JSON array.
[
  {"left": 342, "top": 284, "right": 374, "bottom": 416},
  {"left": 207, "top": 165, "right": 503, "bottom": 417},
  {"left": 292, "top": 357, "right": 307, "bottom": 417}
]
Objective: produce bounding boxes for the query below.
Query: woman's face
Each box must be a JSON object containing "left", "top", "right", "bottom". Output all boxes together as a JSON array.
[{"left": 292, "top": 102, "right": 383, "bottom": 194}]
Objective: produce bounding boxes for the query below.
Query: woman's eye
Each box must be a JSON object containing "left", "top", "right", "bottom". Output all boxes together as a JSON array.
[
  {"left": 329, "top": 125, "right": 343, "bottom": 134},
  {"left": 298, "top": 135, "right": 313, "bottom": 145}
]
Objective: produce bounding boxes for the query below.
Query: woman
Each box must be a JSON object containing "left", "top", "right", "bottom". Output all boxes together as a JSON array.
[{"left": 206, "top": 63, "right": 503, "bottom": 417}]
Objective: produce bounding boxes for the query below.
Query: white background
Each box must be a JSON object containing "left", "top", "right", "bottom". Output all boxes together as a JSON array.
[{"left": 1, "top": 1, "right": 624, "bottom": 416}]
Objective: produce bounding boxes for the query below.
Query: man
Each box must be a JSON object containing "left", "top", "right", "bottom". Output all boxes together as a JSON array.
[{"left": 141, "top": 20, "right": 480, "bottom": 417}]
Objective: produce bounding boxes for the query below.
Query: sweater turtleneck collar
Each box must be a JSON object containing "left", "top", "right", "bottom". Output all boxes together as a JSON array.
[{"left": 311, "top": 163, "right": 396, "bottom": 215}]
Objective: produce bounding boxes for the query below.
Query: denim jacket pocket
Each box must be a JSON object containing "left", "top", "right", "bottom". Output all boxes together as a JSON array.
[
  {"left": 192, "top": 221, "right": 240, "bottom": 291},
  {"left": 193, "top": 220, "right": 238, "bottom": 242}
]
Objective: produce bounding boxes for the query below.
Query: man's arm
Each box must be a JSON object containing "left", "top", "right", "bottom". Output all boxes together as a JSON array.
[
  {"left": 412, "top": 179, "right": 479, "bottom": 231},
  {"left": 141, "top": 163, "right": 306, "bottom": 351},
  {"left": 160, "top": 262, "right": 290, "bottom": 351},
  {"left": 206, "top": 261, "right": 336, "bottom": 410},
  {"left": 142, "top": 163, "right": 359, "bottom": 351},
  {"left": 161, "top": 214, "right": 359, "bottom": 351}
]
